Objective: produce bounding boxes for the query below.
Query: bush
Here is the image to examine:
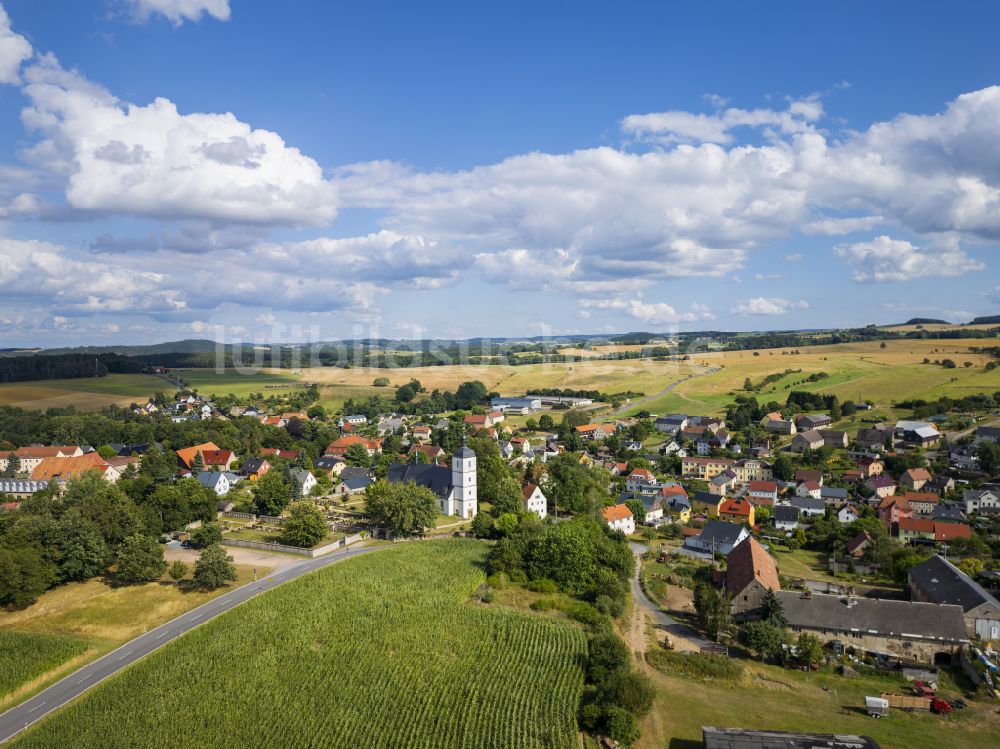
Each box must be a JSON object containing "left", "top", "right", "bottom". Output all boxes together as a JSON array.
[
  {"left": 559, "top": 599, "right": 601, "bottom": 625},
  {"left": 527, "top": 578, "right": 558, "bottom": 593},
  {"left": 189, "top": 523, "right": 222, "bottom": 549},
  {"left": 530, "top": 598, "right": 555, "bottom": 611}
]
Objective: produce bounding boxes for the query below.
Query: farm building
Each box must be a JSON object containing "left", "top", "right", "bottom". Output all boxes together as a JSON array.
[
  {"left": 776, "top": 590, "right": 969, "bottom": 664},
  {"left": 725, "top": 537, "right": 779, "bottom": 621},
  {"left": 701, "top": 727, "right": 881, "bottom": 749},
  {"left": 908, "top": 555, "right": 1000, "bottom": 640}
]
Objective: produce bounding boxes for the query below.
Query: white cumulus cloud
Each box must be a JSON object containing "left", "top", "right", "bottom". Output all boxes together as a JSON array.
[
  {"left": 834, "top": 236, "right": 985, "bottom": 282},
  {"left": 126, "top": 0, "right": 231, "bottom": 25},
  {"left": 0, "top": 4, "right": 31, "bottom": 84},
  {"left": 730, "top": 297, "right": 809, "bottom": 316}
]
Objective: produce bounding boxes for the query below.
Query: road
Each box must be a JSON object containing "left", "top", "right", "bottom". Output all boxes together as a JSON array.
[
  {"left": 629, "top": 543, "right": 708, "bottom": 651},
  {"left": 0, "top": 542, "right": 382, "bottom": 745},
  {"left": 613, "top": 367, "right": 720, "bottom": 417}
]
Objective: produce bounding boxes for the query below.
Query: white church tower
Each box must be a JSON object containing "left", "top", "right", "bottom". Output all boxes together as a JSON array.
[{"left": 451, "top": 437, "right": 478, "bottom": 519}]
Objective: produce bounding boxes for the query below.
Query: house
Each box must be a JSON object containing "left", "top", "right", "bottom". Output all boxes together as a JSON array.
[
  {"left": 408, "top": 444, "right": 446, "bottom": 463},
  {"left": 661, "top": 490, "right": 692, "bottom": 524},
  {"left": 730, "top": 459, "right": 773, "bottom": 484},
  {"left": 176, "top": 442, "right": 222, "bottom": 471},
  {"left": 718, "top": 497, "right": 755, "bottom": 526},
  {"left": 901, "top": 468, "right": 932, "bottom": 491},
  {"left": 902, "top": 491, "right": 939, "bottom": 515},
  {"left": 964, "top": 489, "right": 1000, "bottom": 515},
  {"left": 625, "top": 469, "right": 658, "bottom": 494},
  {"left": 290, "top": 469, "right": 317, "bottom": 496},
  {"left": 682, "top": 520, "right": 749, "bottom": 557},
  {"left": 909, "top": 555, "right": 1000, "bottom": 640},
  {"left": 509, "top": 436, "right": 530, "bottom": 454},
  {"left": 895, "top": 420, "right": 942, "bottom": 447},
  {"left": 795, "top": 414, "right": 833, "bottom": 431},
  {"left": 846, "top": 530, "right": 872, "bottom": 558},
  {"left": 934, "top": 522, "right": 971, "bottom": 543},
  {"left": 774, "top": 505, "right": 800, "bottom": 531},
  {"left": 240, "top": 457, "right": 270, "bottom": 481},
  {"left": 201, "top": 449, "right": 236, "bottom": 471},
  {"left": 795, "top": 480, "right": 822, "bottom": 499},
  {"left": 0, "top": 445, "right": 83, "bottom": 474},
  {"left": 897, "top": 516, "right": 936, "bottom": 544},
  {"left": 260, "top": 448, "right": 299, "bottom": 460},
  {"left": 856, "top": 427, "right": 891, "bottom": 452},
  {"left": 654, "top": 414, "right": 688, "bottom": 434},
  {"left": 933, "top": 502, "right": 967, "bottom": 524},
  {"left": 926, "top": 475, "right": 956, "bottom": 497},
  {"left": 726, "top": 537, "right": 780, "bottom": 621},
  {"left": 197, "top": 471, "right": 231, "bottom": 496},
  {"left": 658, "top": 440, "right": 685, "bottom": 457},
  {"left": 690, "top": 490, "right": 723, "bottom": 518},
  {"left": 866, "top": 476, "right": 897, "bottom": 499},
  {"left": 342, "top": 414, "right": 368, "bottom": 425},
  {"left": 574, "top": 424, "right": 611, "bottom": 440},
  {"left": 702, "top": 728, "right": 882, "bottom": 749},
  {"left": 857, "top": 457, "right": 885, "bottom": 480},
  {"left": 601, "top": 504, "right": 635, "bottom": 535},
  {"left": 789, "top": 496, "right": 825, "bottom": 517},
  {"left": 747, "top": 480, "right": 779, "bottom": 505},
  {"left": 463, "top": 413, "right": 496, "bottom": 430},
  {"left": 820, "top": 486, "right": 849, "bottom": 507},
  {"left": 31, "top": 454, "right": 119, "bottom": 483},
  {"left": 313, "top": 455, "right": 346, "bottom": 477},
  {"left": 837, "top": 503, "right": 861, "bottom": 524},
  {"left": 522, "top": 483, "right": 548, "bottom": 519},
  {"left": 776, "top": 590, "right": 968, "bottom": 664},
  {"left": 411, "top": 425, "right": 432, "bottom": 442},
  {"left": 818, "top": 429, "right": 848, "bottom": 448},
  {"left": 974, "top": 425, "right": 1000, "bottom": 444},
  {"left": 708, "top": 470, "right": 738, "bottom": 497},
  {"left": 334, "top": 475, "right": 372, "bottom": 496},
  {"left": 791, "top": 430, "right": 824, "bottom": 453},
  {"left": 794, "top": 469, "right": 823, "bottom": 486},
  {"left": 386, "top": 440, "right": 477, "bottom": 518},
  {"left": 0, "top": 479, "right": 49, "bottom": 499},
  {"left": 878, "top": 494, "right": 912, "bottom": 526},
  {"left": 764, "top": 417, "right": 797, "bottom": 435},
  {"left": 681, "top": 456, "right": 734, "bottom": 480},
  {"left": 324, "top": 435, "right": 383, "bottom": 457}
]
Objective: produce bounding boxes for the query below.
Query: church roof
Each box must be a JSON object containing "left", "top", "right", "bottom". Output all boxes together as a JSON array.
[{"left": 386, "top": 463, "right": 454, "bottom": 499}]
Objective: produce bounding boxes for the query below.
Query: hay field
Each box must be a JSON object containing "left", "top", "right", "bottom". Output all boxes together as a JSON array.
[{"left": 0, "top": 374, "right": 168, "bottom": 412}]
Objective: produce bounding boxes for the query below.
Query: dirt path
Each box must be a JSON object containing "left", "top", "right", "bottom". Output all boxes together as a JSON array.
[
  {"left": 628, "top": 543, "right": 708, "bottom": 653},
  {"left": 164, "top": 542, "right": 296, "bottom": 570},
  {"left": 614, "top": 367, "right": 720, "bottom": 417}
]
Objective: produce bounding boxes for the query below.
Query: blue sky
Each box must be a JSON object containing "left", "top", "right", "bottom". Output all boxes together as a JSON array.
[{"left": 0, "top": 0, "right": 998, "bottom": 346}]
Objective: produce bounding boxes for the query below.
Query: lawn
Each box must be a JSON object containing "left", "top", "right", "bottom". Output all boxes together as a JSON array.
[
  {"left": 12, "top": 540, "right": 586, "bottom": 749},
  {"left": 0, "top": 374, "right": 168, "bottom": 412},
  {"left": 0, "top": 631, "right": 88, "bottom": 701},
  {"left": 639, "top": 646, "right": 1000, "bottom": 749},
  {"left": 0, "top": 564, "right": 262, "bottom": 709}
]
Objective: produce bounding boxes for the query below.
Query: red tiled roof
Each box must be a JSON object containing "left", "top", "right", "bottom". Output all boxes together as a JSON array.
[
  {"left": 602, "top": 504, "right": 633, "bottom": 522},
  {"left": 935, "top": 522, "right": 971, "bottom": 541},
  {"left": 726, "top": 537, "right": 779, "bottom": 596},
  {"left": 720, "top": 498, "right": 753, "bottom": 517}
]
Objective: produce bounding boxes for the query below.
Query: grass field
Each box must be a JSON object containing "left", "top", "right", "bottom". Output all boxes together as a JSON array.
[
  {"left": 12, "top": 540, "right": 586, "bottom": 749},
  {"left": 0, "top": 632, "right": 88, "bottom": 699},
  {"left": 0, "top": 564, "right": 262, "bottom": 710},
  {"left": 0, "top": 374, "right": 168, "bottom": 412},
  {"left": 178, "top": 368, "right": 305, "bottom": 399},
  {"left": 639, "top": 645, "right": 1000, "bottom": 749},
  {"left": 625, "top": 338, "right": 1000, "bottom": 416}
]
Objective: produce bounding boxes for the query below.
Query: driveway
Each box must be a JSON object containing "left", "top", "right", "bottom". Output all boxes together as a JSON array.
[
  {"left": 629, "top": 543, "right": 709, "bottom": 652},
  {"left": 164, "top": 540, "right": 297, "bottom": 570}
]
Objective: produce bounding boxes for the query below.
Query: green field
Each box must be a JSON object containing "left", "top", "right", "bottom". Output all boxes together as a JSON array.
[
  {"left": 13, "top": 540, "right": 586, "bottom": 749},
  {"left": 0, "top": 632, "right": 88, "bottom": 700},
  {"left": 178, "top": 368, "right": 305, "bottom": 399},
  {"left": 0, "top": 374, "right": 168, "bottom": 412}
]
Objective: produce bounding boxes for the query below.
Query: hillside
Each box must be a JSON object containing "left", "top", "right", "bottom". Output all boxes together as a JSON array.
[
  {"left": 902, "top": 317, "right": 949, "bottom": 325},
  {"left": 12, "top": 540, "right": 586, "bottom": 749},
  {"left": 970, "top": 314, "right": 1000, "bottom": 325}
]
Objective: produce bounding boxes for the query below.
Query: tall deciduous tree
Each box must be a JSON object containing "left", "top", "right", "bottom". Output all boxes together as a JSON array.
[
  {"left": 364, "top": 480, "right": 439, "bottom": 538},
  {"left": 281, "top": 502, "right": 328, "bottom": 548},
  {"left": 193, "top": 544, "right": 237, "bottom": 589},
  {"left": 115, "top": 533, "right": 167, "bottom": 584}
]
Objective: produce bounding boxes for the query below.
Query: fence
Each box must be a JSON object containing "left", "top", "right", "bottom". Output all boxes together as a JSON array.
[
  {"left": 222, "top": 532, "right": 366, "bottom": 558},
  {"left": 223, "top": 511, "right": 256, "bottom": 521},
  {"left": 257, "top": 514, "right": 285, "bottom": 525}
]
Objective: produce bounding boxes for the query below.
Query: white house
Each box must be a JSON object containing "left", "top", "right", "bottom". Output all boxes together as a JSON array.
[
  {"left": 964, "top": 489, "right": 1000, "bottom": 515},
  {"left": 774, "top": 505, "right": 800, "bottom": 531},
  {"left": 291, "top": 469, "right": 317, "bottom": 496},
  {"left": 837, "top": 503, "right": 861, "bottom": 524},
  {"left": 522, "top": 483, "right": 548, "bottom": 519},
  {"left": 602, "top": 504, "right": 635, "bottom": 535},
  {"left": 197, "top": 471, "right": 231, "bottom": 496}
]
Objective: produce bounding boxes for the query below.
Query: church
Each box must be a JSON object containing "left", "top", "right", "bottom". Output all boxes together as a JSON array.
[{"left": 385, "top": 439, "right": 478, "bottom": 518}]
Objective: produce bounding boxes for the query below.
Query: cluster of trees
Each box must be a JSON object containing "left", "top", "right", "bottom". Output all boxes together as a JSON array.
[
  {"left": 342, "top": 380, "right": 491, "bottom": 420},
  {"left": 786, "top": 390, "right": 845, "bottom": 419},
  {"left": 578, "top": 630, "right": 655, "bottom": 746},
  {"left": 0, "top": 353, "right": 150, "bottom": 383},
  {"left": 897, "top": 391, "right": 1000, "bottom": 420},
  {"left": 0, "top": 471, "right": 234, "bottom": 608}
]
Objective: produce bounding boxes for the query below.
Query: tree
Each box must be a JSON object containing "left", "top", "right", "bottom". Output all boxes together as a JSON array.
[
  {"left": 538, "top": 414, "right": 554, "bottom": 431},
  {"left": 253, "top": 469, "right": 292, "bottom": 516},
  {"left": 597, "top": 669, "right": 655, "bottom": 718},
  {"left": 344, "top": 443, "right": 371, "bottom": 467},
  {"left": 189, "top": 523, "right": 223, "bottom": 549},
  {"left": 976, "top": 440, "right": 1000, "bottom": 476},
  {"left": 193, "top": 544, "right": 237, "bottom": 589},
  {"left": 738, "top": 619, "right": 789, "bottom": 661},
  {"left": 168, "top": 560, "right": 188, "bottom": 583},
  {"left": 795, "top": 632, "right": 823, "bottom": 666},
  {"left": 0, "top": 546, "right": 57, "bottom": 608},
  {"left": 364, "top": 480, "right": 439, "bottom": 538},
  {"left": 63, "top": 474, "right": 142, "bottom": 547},
  {"left": 624, "top": 499, "right": 646, "bottom": 525},
  {"left": 744, "top": 377, "right": 754, "bottom": 391},
  {"left": 54, "top": 513, "right": 110, "bottom": 582},
  {"left": 587, "top": 631, "right": 631, "bottom": 683},
  {"left": 281, "top": 501, "right": 328, "bottom": 548},
  {"left": 115, "top": 534, "right": 167, "bottom": 584},
  {"left": 694, "top": 583, "right": 731, "bottom": 640},
  {"left": 373, "top": 377, "right": 390, "bottom": 387},
  {"left": 772, "top": 453, "right": 794, "bottom": 482},
  {"left": 604, "top": 707, "right": 640, "bottom": 747},
  {"left": 761, "top": 589, "right": 786, "bottom": 626},
  {"left": 3, "top": 453, "right": 21, "bottom": 477},
  {"left": 191, "top": 451, "right": 205, "bottom": 474}
]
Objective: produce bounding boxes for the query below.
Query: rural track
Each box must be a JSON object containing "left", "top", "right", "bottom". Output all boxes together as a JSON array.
[
  {"left": 0, "top": 543, "right": 383, "bottom": 745},
  {"left": 613, "top": 367, "right": 720, "bottom": 417},
  {"left": 629, "top": 543, "right": 708, "bottom": 651}
]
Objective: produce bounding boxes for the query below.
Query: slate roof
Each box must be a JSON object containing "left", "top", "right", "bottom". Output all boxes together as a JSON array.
[
  {"left": 702, "top": 727, "right": 882, "bottom": 749},
  {"left": 386, "top": 463, "right": 453, "bottom": 498},
  {"left": 774, "top": 505, "right": 800, "bottom": 523},
  {"left": 777, "top": 590, "right": 969, "bottom": 642},
  {"left": 342, "top": 475, "right": 373, "bottom": 492},
  {"left": 820, "top": 487, "right": 848, "bottom": 500},
  {"left": 197, "top": 472, "right": 228, "bottom": 490},
  {"left": 695, "top": 520, "right": 747, "bottom": 546},
  {"left": 908, "top": 554, "right": 1000, "bottom": 613},
  {"left": 789, "top": 496, "right": 825, "bottom": 512}
]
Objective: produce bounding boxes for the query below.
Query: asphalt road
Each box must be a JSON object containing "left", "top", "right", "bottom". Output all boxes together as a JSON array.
[{"left": 0, "top": 542, "right": 382, "bottom": 745}]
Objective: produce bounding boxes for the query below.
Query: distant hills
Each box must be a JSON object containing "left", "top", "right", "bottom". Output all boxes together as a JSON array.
[
  {"left": 34, "top": 339, "right": 227, "bottom": 357},
  {"left": 970, "top": 315, "right": 1000, "bottom": 325},
  {"left": 902, "top": 317, "right": 949, "bottom": 325}
]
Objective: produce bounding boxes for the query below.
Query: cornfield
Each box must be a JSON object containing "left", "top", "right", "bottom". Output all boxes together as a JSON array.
[
  {"left": 0, "top": 631, "right": 88, "bottom": 698},
  {"left": 14, "top": 539, "right": 586, "bottom": 748}
]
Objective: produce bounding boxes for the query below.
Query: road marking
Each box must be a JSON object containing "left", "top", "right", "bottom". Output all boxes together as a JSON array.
[
  {"left": 154, "top": 631, "right": 168, "bottom": 640},
  {"left": 26, "top": 702, "right": 45, "bottom": 713},
  {"left": 76, "top": 675, "right": 90, "bottom": 685}
]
